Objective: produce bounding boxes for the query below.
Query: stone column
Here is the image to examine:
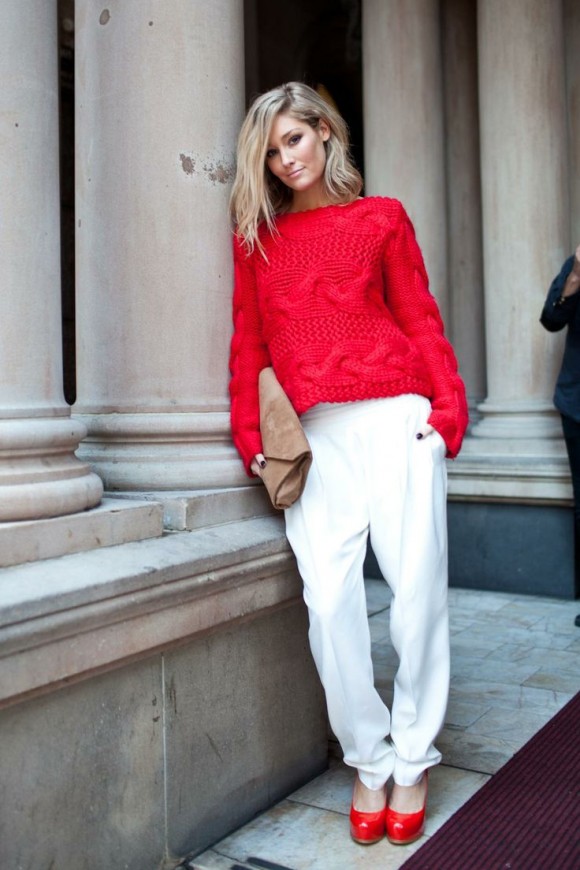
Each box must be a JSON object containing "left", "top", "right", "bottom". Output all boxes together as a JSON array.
[
  {"left": 0, "top": 0, "right": 103, "bottom": 522},
  {"left": 565, "top": 0, "right": 580, "bottom": 245},
  {"left": 473, "top": 0, "right": 568, "bottom": 440},
  {"left": 442, "top": 0, "right": 486, "bottom": 416},
  {"left": 74, "top": 0, "right": 247, "bottom": 492},
  {"left": 362, "top": 0, "right": 449, "bottom": 324}
]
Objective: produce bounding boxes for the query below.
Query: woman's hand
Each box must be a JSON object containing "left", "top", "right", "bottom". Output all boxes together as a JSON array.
[
  {"left": 250, "top": 453, "right": 267, "bottom": 478},
  {"left": 416, "top": 424, "right": 436, "bottom": 440},
  {"left": 562, "top": 243, "right": 580, "bottom": 299}
]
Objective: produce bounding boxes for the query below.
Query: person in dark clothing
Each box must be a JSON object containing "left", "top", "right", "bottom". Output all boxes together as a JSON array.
[{"left": 540, "top": 243, "right": 580, "bottom": 624}]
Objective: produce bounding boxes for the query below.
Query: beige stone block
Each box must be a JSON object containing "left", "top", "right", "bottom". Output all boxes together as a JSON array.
[
  {"left": 112, "top": 485, "right": 275, "bottom": 531},
  {"left": 0, "top": 497, "right": 163, "bottom": 568},
  {"left": 0, "top": 516, "right": 298, "bottom": 706},
  {"left": 165, "top": 603, "right": 327, "bottom": 858},
  {"left": 0, "top": 657, "right": 165, "bottom": 870}
]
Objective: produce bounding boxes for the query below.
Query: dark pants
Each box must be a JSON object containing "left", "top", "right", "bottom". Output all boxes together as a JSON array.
[
  {"left": 562, "top": 416, "right": 580, "bottom": 596},
  {"left": 562, "top": 414, "right": 580, "bottom": 523}
]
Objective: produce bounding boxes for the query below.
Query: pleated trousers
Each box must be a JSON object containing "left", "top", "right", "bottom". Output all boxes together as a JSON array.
[{"left": 284, "top": 395, "right": 449, "bottom": 789}]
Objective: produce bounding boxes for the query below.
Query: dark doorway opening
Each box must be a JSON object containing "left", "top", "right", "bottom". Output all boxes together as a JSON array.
[{"left": 244, "top": 0, "right": 364, "bottom": 177}]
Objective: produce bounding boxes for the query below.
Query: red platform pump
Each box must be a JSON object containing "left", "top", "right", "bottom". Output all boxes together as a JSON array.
[
  {"left": 349, "top": 804, "right": 386, "bottom": 845},
  {"left": 385, "top": 771, "right": 428, "bottom": 845}
]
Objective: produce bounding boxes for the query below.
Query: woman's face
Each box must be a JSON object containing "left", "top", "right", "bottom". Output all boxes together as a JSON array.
[{"left": 266, "top": 112, "right": 330, "bottom": 209}]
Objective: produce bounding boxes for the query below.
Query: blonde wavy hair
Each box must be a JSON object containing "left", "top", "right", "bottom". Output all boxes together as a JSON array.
[{"left": 230, "top": 82, "right": 363, "bottom": 254}]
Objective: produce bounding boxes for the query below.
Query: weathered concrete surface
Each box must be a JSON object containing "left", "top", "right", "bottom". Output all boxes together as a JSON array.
[{"left": 0, "top": 515, "right": 328, "bottom": 868}]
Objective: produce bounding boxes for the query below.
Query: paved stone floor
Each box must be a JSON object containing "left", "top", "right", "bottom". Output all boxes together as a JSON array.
[{"left": 190, "top": 581, "right": 580, "bottom": 870}]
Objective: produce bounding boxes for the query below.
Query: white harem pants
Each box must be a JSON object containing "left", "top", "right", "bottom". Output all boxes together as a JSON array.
[{"left": 284, "top": 395, "right": 449, "bottom": 790}]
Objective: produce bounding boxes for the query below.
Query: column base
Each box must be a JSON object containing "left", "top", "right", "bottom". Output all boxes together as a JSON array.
[
  {"left": 74, "top": 411, "right": 248, "bottom": 491},
  {"left": 448, "top": 433, "right": 571, "bottom": 503},
  {"left": 471, "top": 400, "right": 562, "bottom": 440},
  {"left": 0, "top": 417, "right": 103, "bottom": 522}
]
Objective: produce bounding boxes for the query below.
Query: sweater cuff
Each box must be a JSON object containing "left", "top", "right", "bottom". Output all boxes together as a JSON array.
[
  {"left": 237, "top": 430, "right": 263, "bottom": 477},
  {"left": 428, "top": 409, "right": 467, "bottom": 460}
]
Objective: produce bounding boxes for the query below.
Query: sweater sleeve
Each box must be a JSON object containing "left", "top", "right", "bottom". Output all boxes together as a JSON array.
[
  {"left": 229, "top": 233, "right": 271, "bottom": 476},
  {"left": 382, "top": 201, "right": 468, "bottom": 459},
  {"left": 540, "top": 256, "right": 579, "bottom": 332}
]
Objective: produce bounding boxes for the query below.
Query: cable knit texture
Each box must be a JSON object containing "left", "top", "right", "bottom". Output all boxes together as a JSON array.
[{"left": 230, "top": 197, "right": 468, "bottom": 474}]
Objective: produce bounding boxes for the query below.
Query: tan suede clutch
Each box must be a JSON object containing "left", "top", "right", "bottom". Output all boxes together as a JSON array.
[{"left": 258, "top": 367, "right": 312, "bottom": 510}]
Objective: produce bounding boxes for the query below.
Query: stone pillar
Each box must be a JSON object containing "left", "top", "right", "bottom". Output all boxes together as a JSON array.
[
  {"left": 362, "top": 0, "right": 449, "bottom": 323},
  {"left": 442, "top": 0, "right": 486, "bottom": 417},
  {"left": 473, "top": 0, "right": 568, "bottom": 440},
  {"left": 74, "top": 0, "right": 247, "bottom": 491},
  {"left": 565, "top": 0, "right": 580, "bottom": 245},
  {"left": 0, "top": 0, "right": 103, "bottom": 522}
]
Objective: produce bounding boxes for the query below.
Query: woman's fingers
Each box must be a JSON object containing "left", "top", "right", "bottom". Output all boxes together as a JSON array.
[
  {"left": 250, "top": 453, "right": 267, "bottom": 478},
  {"left": 416, "top": 424, "right": 435, "bottom": 440}
]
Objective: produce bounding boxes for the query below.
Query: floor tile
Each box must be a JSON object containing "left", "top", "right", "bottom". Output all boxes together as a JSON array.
[
  {"left": 424, "top": 765, "right": 490, "bottom": 833},
  {"left": 522, "top": 669, "right": 580, "bottom": 694},
  {"left": 450, "top": 634, "right": 503, "bottom": 657},
  {"left": 447, "top": 588, "right": 515, "bottom": 612},
  {"left": 365, "top": 579, "right": 391, "bottom": 616},
  {"left": 287, "top": 762, "right": 351, "bottom": 815},
  {"left": 447, "top": 653, "right": 543, "bottom": 685},
  {"left": 371, "top": 640, "right": 399, "bottom": 665},
  {"left": 485, "top": 643, "right": 579, "bottom": 671},
  {"left": 445, "top": 697, "right": 491, "bottom": 729},
  {"left": 190, "top": 851, "right": 241, "bottom": 869},
  {"left": 437, "top": 729, "right": 521, "bottom": 775},
  {"left": 449, "top": 616, "right": 478, "bottom": 633},
  {"left": 368, "top": 617, "right": 390, "bottom": 644},
  {"left": 448, "top": 677, "right": 573, "bottom": 714},
  {"left": 475, "top": 609, "right": 545, "bottom": 630},
  {"left": 463, "top": 706, "right": 552, "bottom": 745}
]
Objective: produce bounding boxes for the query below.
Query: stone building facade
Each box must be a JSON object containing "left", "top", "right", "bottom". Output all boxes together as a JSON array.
[{"left": 0, "top": 1, "right": 578, "bottom": 867}]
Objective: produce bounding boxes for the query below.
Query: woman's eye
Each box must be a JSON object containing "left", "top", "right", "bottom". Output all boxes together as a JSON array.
[
  {"left": 266, "top": 149, "right": 277, "bottom": 159},
  {"left": 289, "top": 135, "right": 301, "bottom": 145}
]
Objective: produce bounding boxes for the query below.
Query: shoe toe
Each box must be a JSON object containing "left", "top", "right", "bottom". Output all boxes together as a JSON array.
[
  {"left": 385, "top": 806, "right": 425, "bottom": 845},
  {"left": 349, "top": 805, "right": 385, "bottom": 845}
]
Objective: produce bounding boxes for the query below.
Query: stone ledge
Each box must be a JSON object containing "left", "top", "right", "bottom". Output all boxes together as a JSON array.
[
  {"left": 0, "top": 497, "right": 164, "bottom": 568},
  {"left": 111, "top": 484, "right": 275, "bottom": 530},
  {"left": 0, "top": 515, "right": 297, "bottom": 708},
  {"left": 448, "top": 435, "right": 573, "bottom": 503}
]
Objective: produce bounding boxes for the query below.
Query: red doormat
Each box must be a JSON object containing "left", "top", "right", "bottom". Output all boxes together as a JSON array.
[{"left": 401, "top": 691, "right": 580, "bottom": 870}]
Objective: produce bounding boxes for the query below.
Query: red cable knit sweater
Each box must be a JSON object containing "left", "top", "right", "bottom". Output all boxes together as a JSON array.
[{"left": 230, "top": 197, "right": 468, "bottom": 475}]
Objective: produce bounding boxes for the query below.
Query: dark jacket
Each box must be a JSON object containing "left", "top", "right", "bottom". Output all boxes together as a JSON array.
[{"left": 541, "top": 255, "right": 580, "bottom": 421}]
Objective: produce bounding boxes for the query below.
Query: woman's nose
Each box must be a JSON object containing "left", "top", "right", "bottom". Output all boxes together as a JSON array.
[{"left": 280, "top": 148, "right": 294, "bottom": 166}]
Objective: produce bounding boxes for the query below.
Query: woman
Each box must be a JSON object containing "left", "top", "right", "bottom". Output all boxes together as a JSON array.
[
  {"left": 541, "top": 243, "right": 580, "bottom": 625},
  {"left": 229, "top": 82, "right": 468, "bottom": 846}
]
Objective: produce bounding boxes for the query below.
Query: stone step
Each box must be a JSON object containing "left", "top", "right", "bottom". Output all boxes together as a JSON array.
[{"left": 0, "top": 497, "right": 164, "bottom": 568}]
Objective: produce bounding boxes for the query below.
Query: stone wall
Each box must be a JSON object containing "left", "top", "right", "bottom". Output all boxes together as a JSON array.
[{"left": 0, "top": 515, "right": 328, "bottom": 868}]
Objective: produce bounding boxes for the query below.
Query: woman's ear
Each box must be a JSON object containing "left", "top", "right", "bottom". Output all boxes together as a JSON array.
[{"left": 319, "top": 120, "right": 331, "bottom": 142}]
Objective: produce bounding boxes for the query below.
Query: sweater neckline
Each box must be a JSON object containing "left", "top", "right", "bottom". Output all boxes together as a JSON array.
[
  {"left": 270, "top": 196, "right": 383, "bottom": 239},
  {"left": 277, "top": 197, "right": 365, "bottom": 220}
]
